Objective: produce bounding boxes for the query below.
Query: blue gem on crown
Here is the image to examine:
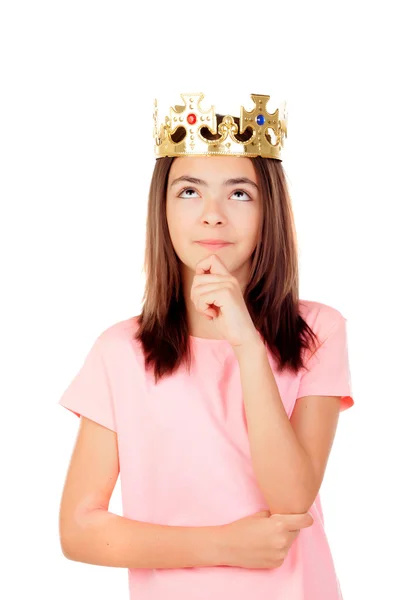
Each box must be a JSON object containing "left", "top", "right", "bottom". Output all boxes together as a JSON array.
[{"left": 256, "top": 114, "right": 265, "bottom": 126}]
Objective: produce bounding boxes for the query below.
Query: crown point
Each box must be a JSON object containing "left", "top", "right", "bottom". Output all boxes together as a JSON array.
[{"left": 155, "top": 92, "right": 285, "bottom": 160}]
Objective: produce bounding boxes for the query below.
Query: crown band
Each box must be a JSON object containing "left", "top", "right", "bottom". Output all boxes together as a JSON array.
[{"left": 153, "top": 92, "right": 287, "bottom": 161}]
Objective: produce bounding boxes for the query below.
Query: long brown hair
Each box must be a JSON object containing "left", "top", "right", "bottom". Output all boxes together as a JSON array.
[{"left": 134, "top": 117, "right": 319, "bottom": 385}]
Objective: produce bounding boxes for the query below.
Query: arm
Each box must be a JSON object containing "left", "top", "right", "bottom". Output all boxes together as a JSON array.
[
  {"left": 62, "top": 507, "right": 225, "bottom": 569},
  {"left": 234, "top": 338, "right": 340, "bottom": 515},
  {"left": 59, "top": 416, "right": 225, "bottom": 569}
]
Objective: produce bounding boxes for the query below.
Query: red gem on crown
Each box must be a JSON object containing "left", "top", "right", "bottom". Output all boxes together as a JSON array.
[{"left": 187, "top": 113, "right": 197, "bottom": 125}]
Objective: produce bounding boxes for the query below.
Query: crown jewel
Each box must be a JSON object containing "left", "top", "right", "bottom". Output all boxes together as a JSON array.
[{"left": 153, "top": 92, "right": 287, "bottom": 161}]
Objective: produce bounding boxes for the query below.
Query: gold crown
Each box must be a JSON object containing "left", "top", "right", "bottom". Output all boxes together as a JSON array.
[{"left": 153, "top": 92, "right": 287, "bottom": 160}]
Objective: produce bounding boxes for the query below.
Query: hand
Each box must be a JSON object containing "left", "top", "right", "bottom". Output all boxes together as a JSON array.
[
  {"left": 190, "top": 254, "right": 260, "bottom": 348},
  {"left": 217, "top": 509, "right": 314, "bottom": 570}
]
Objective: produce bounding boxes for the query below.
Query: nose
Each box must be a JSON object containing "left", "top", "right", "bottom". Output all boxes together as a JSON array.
[{"left": 201, "top": 195, "right": 226, "bottom": 225}]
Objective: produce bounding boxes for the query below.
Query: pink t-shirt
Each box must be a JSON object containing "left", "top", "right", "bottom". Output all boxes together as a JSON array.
[{"left": 58, "top": 299, "right": 354, "bottom": 600}]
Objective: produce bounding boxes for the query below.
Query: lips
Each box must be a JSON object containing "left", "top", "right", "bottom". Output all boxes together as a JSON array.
[{"left": 196, "top": 241, "right": 232, "bottom": 248}]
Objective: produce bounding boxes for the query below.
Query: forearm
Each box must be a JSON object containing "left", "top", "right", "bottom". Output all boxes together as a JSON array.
[
  {"left": 235, "top": 339, "right": 316, "bottom": 514},
  {"left": 61, "top": 508, "right": 225, "bottom": 569}
]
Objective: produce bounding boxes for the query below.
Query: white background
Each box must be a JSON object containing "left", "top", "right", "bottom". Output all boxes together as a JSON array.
[{"left": 1, "top": 1, "right": 417, "bottom": 599}]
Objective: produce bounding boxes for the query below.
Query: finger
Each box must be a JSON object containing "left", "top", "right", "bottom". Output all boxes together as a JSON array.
[
  {"left": 195, "top": 287, "right": 229, "bottom": 315},
  {"left": 270, "top": 512, "right": 314, "bottom": 530},
  {"left": 193, "top": 273, "right": 231, "bottom": 286},
  {"left": 195, "top": 292, "right": 229, "bottom": 317},
  {"left": 192, "top": 288, "right": 221, "bottom": 315},
  {"left": 192, "top": 282, "right": 230, "bottom": 299},
  {"left": 195, "top": 254, "right": 230, "bottom": 276},
  {"left": 191, "top": 276, "right": 233, "bottom": 297},
  {"left": 204, "top": 306, "right": 220, "bottom": 319}
]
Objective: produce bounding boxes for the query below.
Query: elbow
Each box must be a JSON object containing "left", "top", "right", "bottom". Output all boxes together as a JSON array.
[
  {"left": 60, "top": 530, "right": 88, "bottom": 563},
  {"left": 285, "top": 490, "right": 319, "bottom": 515},
  {"left": 59, "top": 513, "right": 81, "bottom": 562},
  {"left": 268, "top": 499, "right": 315, "bottom": 516},
  {"left": 59, "top": 504, "right": 103, "bottom": 562},
  {"left": 60, "top": 543, "right": 74, "bottom": 561},
  {"left": 60, "top": 525, "right": 81, "bottom": 561},
  {"left": 268, "top": 469, "right": 320, "bottom": 515},
  {"left": 268, "top": 497, "right": 317, "bottom": 516},
  {"left": 60, "top": 534, "right": 77, "bottom": 561}
]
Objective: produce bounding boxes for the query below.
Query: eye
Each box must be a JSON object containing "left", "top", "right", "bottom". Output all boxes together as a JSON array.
[
  {"left": 231, "top": 190, "right": 251, "bottom": 201},
  {"left": 178, "top": 188, "right": 199, "bottom": 198},
  {"left": 178, "top": 188, "right": 252, "bottom": 201}
]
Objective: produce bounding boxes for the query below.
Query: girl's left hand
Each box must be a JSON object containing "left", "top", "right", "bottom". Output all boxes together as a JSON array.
[{"left": 190, "top": 254, "right": 260, "bottom": 348}]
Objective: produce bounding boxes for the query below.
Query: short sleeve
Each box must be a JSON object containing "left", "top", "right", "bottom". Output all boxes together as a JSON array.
[
  {"left": 58, "top": 333, "right": 117, "bottom": 432},
  {"left": 297, "top": 316, "right": 354, "bottom": 412}
]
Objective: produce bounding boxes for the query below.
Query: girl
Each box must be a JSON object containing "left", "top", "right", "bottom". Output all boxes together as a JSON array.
[{"left": 58, "top": 92, "right": 354, "bottom": 600}]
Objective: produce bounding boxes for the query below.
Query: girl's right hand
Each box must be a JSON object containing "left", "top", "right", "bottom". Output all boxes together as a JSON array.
[{"left": 219, "top": 509, "right": 314, "bottom": 569}]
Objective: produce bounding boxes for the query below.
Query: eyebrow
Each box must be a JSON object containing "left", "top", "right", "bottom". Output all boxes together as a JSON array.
[{"left": 169, "top": 175, "right": 259, "bottom": 191}]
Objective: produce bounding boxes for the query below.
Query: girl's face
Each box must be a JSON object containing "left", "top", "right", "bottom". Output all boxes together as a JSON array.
[{"left": 166, "top": 156, "right": 261, "bottom": 284}]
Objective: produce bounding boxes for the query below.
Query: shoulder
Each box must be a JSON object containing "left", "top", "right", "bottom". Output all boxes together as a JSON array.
[
  {"left": 298, "top": 299, "right": 346, "bottom": 338},
  {"left": 93, "top": 315, "right": 141, "bottom": 359}
]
